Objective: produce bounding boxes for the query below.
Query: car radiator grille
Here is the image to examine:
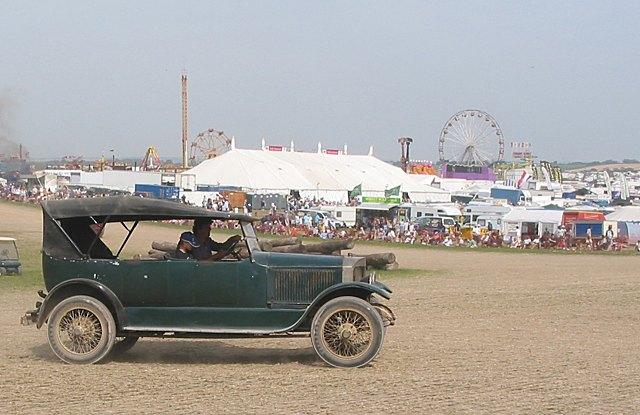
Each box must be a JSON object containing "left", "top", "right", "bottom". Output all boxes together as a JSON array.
[{"left": 269, "top": 269, "right": 337, "bottom": 304}]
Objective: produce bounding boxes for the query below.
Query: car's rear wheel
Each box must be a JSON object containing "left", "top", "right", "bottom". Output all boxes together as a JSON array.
[
  {"left": 110, "top": 336, "right": 139, "bottom": 356},
  {"left": 47, "top": 295, "right": 116, "bottom": 364},
  {"left": 310, "top": 296, "right": 385, "bottom": 368}
]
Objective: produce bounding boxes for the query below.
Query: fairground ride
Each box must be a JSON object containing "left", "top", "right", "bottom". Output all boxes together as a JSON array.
[
  {"left": 140, "top": 147, "right": 162, "bottom": 171},
  {"left": 438, "top": 109, "right": 504, "bottom": 166},
  {"left": 189, "top": 128, "right": 232, "bottom": 166}
]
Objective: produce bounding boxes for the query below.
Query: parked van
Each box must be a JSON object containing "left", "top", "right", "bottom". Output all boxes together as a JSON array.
[
  {"left": 313, "top": 206, "right": 357, "bottom": 227},
  {"left": 474, "top": 215, "right": 502, "bottom": 232},
  {"left": 462, "top": 203, "right": 511, "bottom": 225},
  {"left": 298, "top": 209, "right": 347, "bottom": 228},
  {"left": 414, "top": 216, "right": 456, "bottom": 233},
  {"left": 401, "top": 203, "right": 462, "bottom": 220}
]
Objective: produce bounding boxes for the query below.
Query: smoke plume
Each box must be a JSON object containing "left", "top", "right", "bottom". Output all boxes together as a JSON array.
[{"left": 0, "top": 92, "right": 26, "bottom": 158}]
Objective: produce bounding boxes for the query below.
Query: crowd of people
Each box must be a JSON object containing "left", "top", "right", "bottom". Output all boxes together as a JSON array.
[
  {"left": 2, "top": 181, "right": 639, "bottom": 253},
  {"left": 251, "top": 208, "right": 636, "bottom": 252},
  {"left": 0, "top": 182, "right": 105, "bottom": 203}
]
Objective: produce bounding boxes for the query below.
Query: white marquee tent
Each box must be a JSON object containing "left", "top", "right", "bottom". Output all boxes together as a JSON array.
[
  {"left": 185, "top": 148, "right": 450, "bottom": 203},
  {"left": 606, "top": 206, "right": 640, "bottom": 222}
]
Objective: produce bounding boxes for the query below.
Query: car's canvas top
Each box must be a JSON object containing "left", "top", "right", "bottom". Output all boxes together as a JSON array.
[{"left": 41, "top": 196, "right": 256, "bottom": 222}]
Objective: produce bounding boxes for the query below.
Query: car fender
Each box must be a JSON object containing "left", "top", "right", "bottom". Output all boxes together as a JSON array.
[
  {"left": 36, "top": 278, "right": 127, "bottom": 329},
  {"left": 281, "top": 282, "right": 391, "bottom": 332}
]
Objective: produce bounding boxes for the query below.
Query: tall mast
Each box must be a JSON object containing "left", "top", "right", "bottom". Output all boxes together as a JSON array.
[{"left": 181, "top": 73, "right": 189, "bottom": 168}]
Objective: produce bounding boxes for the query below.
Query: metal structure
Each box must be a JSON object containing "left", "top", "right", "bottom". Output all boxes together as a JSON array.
[
  {"left": 438, "top": 109, "right": 504, "bottom": 165},
  {"left": 397, "top": 137, "right": 413, "bottom": 173},
  {"left": 62, "top": 155, "right": 83, "bottom": 170},
  {"left": 181, "top": 74, "right": 189, "bottom": 168},
  {"left": 189, "top": 129, "right": 232, "bottom": 165},
  {"left": 140, "top": 147, "right": 162, "bottom": 171}
]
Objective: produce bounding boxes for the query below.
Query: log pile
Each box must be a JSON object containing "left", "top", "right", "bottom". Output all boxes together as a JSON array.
[
  {"left": 362, "top": 253, "right": 398, "bottom": 270},
  {"left": 145, "top": 238, "right": 398, "bottom": 269}
]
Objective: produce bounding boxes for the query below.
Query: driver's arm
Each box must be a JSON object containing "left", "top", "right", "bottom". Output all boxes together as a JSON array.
[{"left": 208, "top": 235, "right": 243, "bottom": 261}]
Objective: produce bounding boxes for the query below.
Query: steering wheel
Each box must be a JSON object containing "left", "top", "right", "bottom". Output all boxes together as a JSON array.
[{"left": 225, "top": 236, "right": 244, "bottom": 260}]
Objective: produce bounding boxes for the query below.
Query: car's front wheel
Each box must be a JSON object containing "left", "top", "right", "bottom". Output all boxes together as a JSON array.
[
  {"left": 311, "top": 296, "right": 385, "bottom": 368},
  {"left": 47, "top": 295, "right": 116, "bottom": 364}
]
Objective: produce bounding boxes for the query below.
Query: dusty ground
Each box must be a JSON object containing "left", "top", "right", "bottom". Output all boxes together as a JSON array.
[{"left": 1, "top": 201, "right": 639, "bottom": 414}]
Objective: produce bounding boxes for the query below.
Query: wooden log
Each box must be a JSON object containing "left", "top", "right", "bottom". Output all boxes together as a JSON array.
[
  {"left": 266, "top": 237, "right": 301, "bottom": 247},
  {"left": 363, "top": 253, "right": 397, "bottom": 269},
  {"left": 383, "top": 261, "right": 399, "bottom": 271},
  {"left": 303, "top": 239, "right": 355, "bottom": 254},
  {"left": 151, "top": 241, "right": 177, "bottom": 253},
  {"left": 258, "top": 237, "right": 300, "bottom": 251},
  {"left": 148, "top": 249, "right": 170, "bottom": 260},
  {"left": 270, "top": 244, "right": 306, "bottom": 253},
  {"left": 237, "top": 246, "right": 251, "bottom": 258}
]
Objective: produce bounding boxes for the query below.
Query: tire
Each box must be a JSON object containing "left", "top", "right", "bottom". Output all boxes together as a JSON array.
[
  {"left": 110, "top": 336, "right": 139, "bottom": 356},
  {"left": 0, "top": 267, "right": 6, "bottom": 276},
  {"left": 310, "top": 296, "right": 385, "bottom": 368},
  {"left": 47, "top": 295, "right": 116, "bottom": 364}
]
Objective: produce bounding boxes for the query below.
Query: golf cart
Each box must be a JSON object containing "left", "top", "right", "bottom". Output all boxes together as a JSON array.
[{"left": 0, "top": 237, "right": 22, "bottom": 276}]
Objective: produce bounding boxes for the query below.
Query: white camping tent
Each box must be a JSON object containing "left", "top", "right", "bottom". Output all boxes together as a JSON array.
[
  {"left": 501, "top": 208, "right": 564, "bottom": 238},
  {"left": 185, "top": 148, "right": 450, "bottom": 203},
  {"left": 606, "top": 206, "right": 640, "bottom": 222},
  {"left": 606, "top": 206, "right": 640, "bottom": 243}
]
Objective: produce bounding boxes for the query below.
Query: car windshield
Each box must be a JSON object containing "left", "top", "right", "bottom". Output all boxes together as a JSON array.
[{"left": 0, "top": 241, "right": 18, "bottom": 260}]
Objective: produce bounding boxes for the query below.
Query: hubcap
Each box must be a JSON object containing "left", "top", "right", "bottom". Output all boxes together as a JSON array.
[
  {"left": 322, "top": 310, "right": 372, "bottom": 358},
  {"left": 58, "top": 308, "right": 103, "bottom": 354}
]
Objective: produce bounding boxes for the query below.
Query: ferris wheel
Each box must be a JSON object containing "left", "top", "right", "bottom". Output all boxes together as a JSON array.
[
  {"left": 189, "top": 128, "right": 232, "bottom": 165},
  {"left": 438, "top": 109, "right": 504, "bottom": 165}
]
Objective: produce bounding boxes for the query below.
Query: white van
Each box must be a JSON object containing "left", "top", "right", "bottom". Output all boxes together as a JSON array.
[
  {"left": 402, "top": 203, "right": 462, "bottom": 220},
  {"left": 298, "top": 209, "right": 348, "bottom": 228},
  {"left": 312, "top": 206, "right": 357, "bottom": 227}
]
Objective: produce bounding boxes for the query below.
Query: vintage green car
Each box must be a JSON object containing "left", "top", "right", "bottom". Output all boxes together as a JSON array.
[{"left": 22, "top": 197, "right": 395, "bottom": 367}]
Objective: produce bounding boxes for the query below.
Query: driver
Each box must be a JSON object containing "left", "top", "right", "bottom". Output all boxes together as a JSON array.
[{"left": 177, "top": 218, "right": 242, "bottom": 261}]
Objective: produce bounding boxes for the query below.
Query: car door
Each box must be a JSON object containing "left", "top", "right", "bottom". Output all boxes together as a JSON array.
[
  {"left": 120, "top": 259, "right": 198, "bottom": 330},
  {"left": 193, "top": 260, "right": 239, "bottom": 307},
  {"left": 120, "top": 260, "right": 171, "bottom": 307}
]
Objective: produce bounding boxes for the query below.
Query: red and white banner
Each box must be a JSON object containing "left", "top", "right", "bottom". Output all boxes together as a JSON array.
[{"left": 516, "top": 170, "right": 531, "bottom": 189}]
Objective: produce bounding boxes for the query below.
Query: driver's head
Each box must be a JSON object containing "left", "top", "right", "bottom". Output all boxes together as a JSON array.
[
  {"left": 179, "top": 232, "right": 200, "bottom": 252},
  {"left": 193, "top": 218, "right": 213, "bottom": 239}
]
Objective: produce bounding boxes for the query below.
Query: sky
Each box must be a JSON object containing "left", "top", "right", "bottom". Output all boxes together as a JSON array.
[{"left": 1, "top": 1, "right": 639, "bottom": 163}]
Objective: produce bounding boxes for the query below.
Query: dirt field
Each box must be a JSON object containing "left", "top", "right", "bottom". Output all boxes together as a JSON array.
[{"left": 1, "top": 201, "right": 639, "bottom": 414}]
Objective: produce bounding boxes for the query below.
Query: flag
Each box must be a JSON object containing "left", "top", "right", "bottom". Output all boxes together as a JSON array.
[
  {"left": 384, "top": 185, "right": 401, "bottom": 198},
  {"left": 349, "top": 184, "right": 362, "bottom": 198},
  {"left": 516, "top": 171, "right": 530, "bottom": 189}
]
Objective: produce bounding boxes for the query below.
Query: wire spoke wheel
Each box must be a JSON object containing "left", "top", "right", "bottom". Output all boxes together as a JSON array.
[
  {"left": 438, "top": 109, "right": 504, "bottom": 166},
  {"left": 58, "top": 308, "right": 103, "bottom": 354},
  {"left": 311, "top": 296, "right": 385, "bottom": 368},
  {"left": 322, "top": 310, "right": 373, "bottom": 359},
  {"left": 47, "top": 295, "right": 116, "bottom": 364}
]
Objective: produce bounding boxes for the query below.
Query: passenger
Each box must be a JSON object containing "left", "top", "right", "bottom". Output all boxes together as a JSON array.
[
  {"left": 174, "top": 232, "right": 198, "bottom": 259},
  {"left": 181, "top": 218, "right": 242, "bottom": 261}
]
